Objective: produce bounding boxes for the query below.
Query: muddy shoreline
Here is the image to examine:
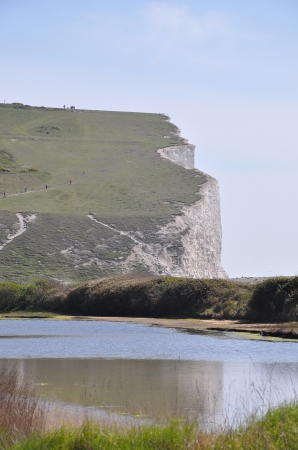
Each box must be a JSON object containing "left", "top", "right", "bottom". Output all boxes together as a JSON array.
[
  {"left": 1, "top": 313, "right": 298, "bottom": 340},
  {"left": 82, "top": 316, "right": 298, "bottom": 340}
]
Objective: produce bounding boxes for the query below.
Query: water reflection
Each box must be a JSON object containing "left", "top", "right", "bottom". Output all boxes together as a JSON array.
[
  {"left": 1, "top": 358, "right": 297, "bottom": 427},
  {"left": 0, "top": 320, "right": 298, "bottom": 427},
  {"left": 0, "top": 359, "right": 223, "bottom": 424}
]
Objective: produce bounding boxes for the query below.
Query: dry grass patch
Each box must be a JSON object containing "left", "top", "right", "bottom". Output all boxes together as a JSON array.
[{"left": 0, "top": 366, "right": 47, "bottom": 445}]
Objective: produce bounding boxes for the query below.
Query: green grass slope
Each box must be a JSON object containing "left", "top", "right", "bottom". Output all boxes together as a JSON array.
[
  {"left": 0, "top": 103, "right": 206, "bottom": 282},
  {"left": 0, "top": 103, "right": 203, "bottom": 216}
]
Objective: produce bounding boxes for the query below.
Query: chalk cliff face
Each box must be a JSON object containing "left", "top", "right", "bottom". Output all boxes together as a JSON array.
[
  {"left": 157, "top": 145, "right": 195, "bottom": 169},
  {"left": 0, "top": 106, "right": 227, "bottom": 282},
  {"left": 0, "top": 143, "right": 227, "bottom": 281},
  {"left": 120, "top": 145, "right": 228, "bottom": 278}
]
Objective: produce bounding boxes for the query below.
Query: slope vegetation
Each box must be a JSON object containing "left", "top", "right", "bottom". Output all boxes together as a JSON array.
[{"left": 0, "top": 103, "right": 205, "bottom": 282}]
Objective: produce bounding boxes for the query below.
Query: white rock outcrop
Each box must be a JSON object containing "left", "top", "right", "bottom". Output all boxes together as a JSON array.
[
  {"left": 122, "top": 144, "right": 228, "bottom": 278},
  {"left": 158, "top": 145, "right": 195, "bottom": 169}
]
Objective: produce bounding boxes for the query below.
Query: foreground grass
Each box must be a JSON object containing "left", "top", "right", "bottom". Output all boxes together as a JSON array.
[{"left": 3, "top": 403, "right": 298, "bottom": 449}]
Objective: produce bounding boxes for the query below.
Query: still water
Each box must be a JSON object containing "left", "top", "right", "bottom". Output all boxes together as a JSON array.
[{"left": 1, "top": 319, "right": 298, "bottom": 426}]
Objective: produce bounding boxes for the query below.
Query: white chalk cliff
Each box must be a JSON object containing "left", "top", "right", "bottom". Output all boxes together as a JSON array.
[{"left": 122, "top": 144, "right": 228, "bottom": 278}]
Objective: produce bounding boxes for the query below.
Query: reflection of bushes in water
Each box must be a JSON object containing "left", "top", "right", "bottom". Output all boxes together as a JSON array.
[{"left": 1, "top": 275, "right": 298, "bottom": 322}]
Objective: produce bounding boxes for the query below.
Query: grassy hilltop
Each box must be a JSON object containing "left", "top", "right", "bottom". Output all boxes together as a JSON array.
[{"left": 0, "top": 103, "right": 205, "bottom": 282}]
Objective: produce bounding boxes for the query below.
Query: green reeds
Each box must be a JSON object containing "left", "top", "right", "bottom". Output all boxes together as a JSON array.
[
  {"left": 0, "top": 366, "right": 298, "bottom": 449},
  {"left": 0, "top": 366, "right": 46, "bottom": 447},
  {"left": 6, "top": 404, "right": 298, "bottom": 449}
]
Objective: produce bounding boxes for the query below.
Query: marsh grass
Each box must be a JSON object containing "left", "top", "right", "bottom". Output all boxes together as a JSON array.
[
  {"left": 0, "top": 366, "right": 47, "bottom": 447},
  {"left": 6, "top": 404, "right": 298, "bottom": 449},
  {"left": 0, "top": 364, "right": 298, "bottom": 448}
]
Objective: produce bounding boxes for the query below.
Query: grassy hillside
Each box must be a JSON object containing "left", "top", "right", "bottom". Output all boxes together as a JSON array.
[
  {"left": 0, "top": 103, "right": 206, "bottom": 282},
  {"left": 0, "top": 103, "right": 204, "bottom": 216}
]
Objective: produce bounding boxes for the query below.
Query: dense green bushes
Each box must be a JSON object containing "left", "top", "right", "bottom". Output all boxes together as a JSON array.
[
  {"left": 0, "top": 282, "right": 24, "bottom": 312},
  {"left": 1, "top": 275, "right": 298, "bottom": 322},
  {"left": 247, "top": 276, "right": 298, "bottom": 322},
  {"left": 0, "top": 279, "right": 66, "bottom": 313},
  {"left": 57, "top": 276, "right": 252, "bottom": 319}
]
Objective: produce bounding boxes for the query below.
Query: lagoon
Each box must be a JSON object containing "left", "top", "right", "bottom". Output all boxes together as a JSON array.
[{"left": 1, "top": 319, "right": 298, "bottom": 426}]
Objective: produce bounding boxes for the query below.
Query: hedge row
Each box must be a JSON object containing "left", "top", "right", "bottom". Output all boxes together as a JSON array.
[{"left": 0, "top": 275, "right": 297, "bottom": 322}]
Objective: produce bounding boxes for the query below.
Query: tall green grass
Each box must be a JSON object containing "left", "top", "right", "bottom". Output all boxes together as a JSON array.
[
  {"left": 4, "top": 403, "right": 298, "bottom": 449},
  {"left": 0, "top": 366, "right": 46, "bottom": 448}
]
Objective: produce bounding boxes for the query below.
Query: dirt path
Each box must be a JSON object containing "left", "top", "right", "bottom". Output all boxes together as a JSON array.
[
  {"left": 87, "top": 214, "right": 142, "bottom": 244},
  {"left": 0, "top": 213, "right": 36, "bottom": 250},
  {"left": 1, "top": 183, "right": 70, "bottom": 199}
]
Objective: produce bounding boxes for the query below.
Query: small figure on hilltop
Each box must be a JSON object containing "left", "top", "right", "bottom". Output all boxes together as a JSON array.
[
  {"left": 3, "top": 192, "right": 7, "bottom": 198},
  {"left": 46, "top": 184, "right": 48, "bottom": 190},
  {"left": 69, "top": 180, "right": 72, "bottom": 185},
  {"left": 24, "top": 187, "right": 27, "bottom": 193}
]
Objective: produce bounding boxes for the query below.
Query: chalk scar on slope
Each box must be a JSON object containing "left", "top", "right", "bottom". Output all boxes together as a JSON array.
[
  {"left": 0, "top": 213, "right": 37, "bottom": 250},
  {"left": 86, "top": 141, "right": 227, "bottom": 278},
  {"left": 87, "top": 214, "right": 142, "bottom": 245}
]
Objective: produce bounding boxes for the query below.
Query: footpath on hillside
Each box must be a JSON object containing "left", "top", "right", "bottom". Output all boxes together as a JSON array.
[{"left": 1, "top": 181, "right": 74, "bottom": 199}]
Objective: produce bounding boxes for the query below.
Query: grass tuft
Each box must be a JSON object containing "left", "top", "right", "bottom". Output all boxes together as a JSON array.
[{"left": 0, "top": 366, "right": 46, "bottom": 447}]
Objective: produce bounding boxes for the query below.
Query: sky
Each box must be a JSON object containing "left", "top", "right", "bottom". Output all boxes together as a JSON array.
[{"left": 1, "top": 0, "right": 298, "bottom": 277}]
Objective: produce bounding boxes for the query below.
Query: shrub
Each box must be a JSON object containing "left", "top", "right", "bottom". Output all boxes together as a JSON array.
[
  {"left": 0, "top": 282, "right": 24, "bottom": 312},
  {"left": 0, "top": 279, "right": 66, "bottom": 313},
  {"left": 247, "top": 277, "right": 298, "bottom": 322},
  {"left": 55, "top": 275, "right": 253, "bottom": 319}
]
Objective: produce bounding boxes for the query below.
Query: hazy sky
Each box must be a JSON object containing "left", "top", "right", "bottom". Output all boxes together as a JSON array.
[{"left": 1, "top": 0, "right": 298, "bottom": 277}]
